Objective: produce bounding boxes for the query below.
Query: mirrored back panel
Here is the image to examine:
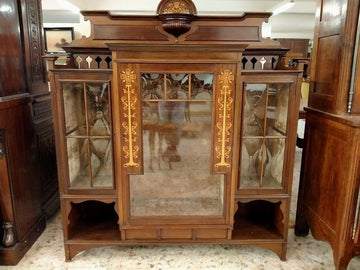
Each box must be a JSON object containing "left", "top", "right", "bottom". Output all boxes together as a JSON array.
[{"left": 130, "top": 73, "right": 224, "bottom": 217}]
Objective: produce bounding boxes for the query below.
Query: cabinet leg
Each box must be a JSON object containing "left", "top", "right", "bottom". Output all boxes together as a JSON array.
[
  {"left": 280, "top": 243, "right": 287, "bottom": 261},
  {"left": 64, "top": 244, "right": 71, "bottom": 262},
  {"left": 333, "top": 250, "right": 353, "bottom": 270},
  {"left": 2, "top": 221, "right": 16, "bottom": 247},
  {"left": 295, "top": 200, "right": 310, "bottom": 236},
  {"left": 294, "top": 212, "right": 309, "bottom": 236}
]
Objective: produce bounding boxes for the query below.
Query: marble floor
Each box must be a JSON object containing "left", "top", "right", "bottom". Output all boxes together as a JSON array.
[
  {"left": 3, "top": 204, "right": 360, "bottom": 270},
  {"left": 2, "top": 122, "right": 360, "bottom": 270}
]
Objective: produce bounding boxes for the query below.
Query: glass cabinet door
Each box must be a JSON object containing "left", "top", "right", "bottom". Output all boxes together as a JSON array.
[
  {"left": 240, "top": 82, "right": 291, "bottom": 189},
  {"left": 62, "top": 81, "right": 113, "bottom": 188},
  {"left": 130, "top": 73, "right": 224, "bottom": 217}
]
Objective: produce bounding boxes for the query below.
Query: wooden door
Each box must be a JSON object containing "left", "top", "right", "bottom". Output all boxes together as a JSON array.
[{"left": 309, "top": 0, "right": 359, "bottom": 114}]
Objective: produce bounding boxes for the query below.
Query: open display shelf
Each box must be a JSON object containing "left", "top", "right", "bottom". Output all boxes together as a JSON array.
[
  {"left": 232, "top": 201, "right": 284, "bottom": 240},
  {"left": 67, "top": 201, "right": 120, "bottom": 241}
]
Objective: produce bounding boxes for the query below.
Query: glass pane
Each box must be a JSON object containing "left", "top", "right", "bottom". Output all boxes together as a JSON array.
[
  {"left": 263, "top": 138, "right": 285, "bottom": 187},
  {"left": 242, "top": 84, "right": 267, "bottom": 137},
  {"left": 267, "top": 83, "right": 290, "bottom": 136},
  {"left": 63, "top": 83, "right": 86, "bottom": 136},
  {"left": 67, "top": 138, "right": 113, "bottom": 188},
  {"left": 240, "top": 138, "right": 263, "bottom": 188},
  {"left": 131, "top": 76, "right": 224, "bottom": 217},
  {"left": 190, "top": 74, "right": 213, "bottom": 100},
  {"left": 167, "top": 74, "right": 189, "bottom": 99},
  {"left": 141, "top": 74, "right": 165, "bottom": 100},
  {"left": 90, "top": 139, "right": 113, "bottom": 187},
  {"left": 67, "top": 137, "right": 90, "bottom": 187},
  {"left": 86, "top": 83, "right": 111, "bottom": 136}
]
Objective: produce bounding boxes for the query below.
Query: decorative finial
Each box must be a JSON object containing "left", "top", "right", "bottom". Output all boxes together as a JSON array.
[{"left": 157, "top": 0, "right": 197, "bottom": 37}]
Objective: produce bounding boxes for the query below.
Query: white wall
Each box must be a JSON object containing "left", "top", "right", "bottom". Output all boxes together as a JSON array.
[
  {"left": 270, "top": 13, "right": 315, "bottom": 39},
  {"left": 43, "top": 12, "right": 315, "bottom": 40},
  {"left": 43, "top": 14, "right": 90, "bottom": 39}
]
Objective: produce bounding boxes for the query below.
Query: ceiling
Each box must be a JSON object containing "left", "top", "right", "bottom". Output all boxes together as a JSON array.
[{"left": 42, "top": 0, "right": 317, "bottom": 15}]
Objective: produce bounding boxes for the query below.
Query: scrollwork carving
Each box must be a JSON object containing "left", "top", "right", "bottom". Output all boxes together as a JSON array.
[
  {"left": 26, "top": 0, "right": 44, "bottom": 83},
  {"left": 164, "top": 2, "right": 190, "bottom": 14},
  {"left": 157, "top": 0, "right": 197, "bottom": 15}
]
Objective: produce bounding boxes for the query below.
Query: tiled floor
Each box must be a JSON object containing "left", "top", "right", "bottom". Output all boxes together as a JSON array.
[
  {"left": 2, "top": 122, "right": 360, "bottom": 270},
  {"left": 2, "top": 209, "right": 360, "bottom": 270}
]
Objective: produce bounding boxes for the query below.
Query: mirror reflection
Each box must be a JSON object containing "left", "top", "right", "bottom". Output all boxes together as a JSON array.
[{"left": 130, "top": 73, "right": 224, "bottom": 217}]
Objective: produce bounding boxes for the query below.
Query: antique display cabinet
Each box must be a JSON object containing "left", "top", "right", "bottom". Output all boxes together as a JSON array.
[{"left": 47, "top": 0, "right": 302, "bottom": 261}]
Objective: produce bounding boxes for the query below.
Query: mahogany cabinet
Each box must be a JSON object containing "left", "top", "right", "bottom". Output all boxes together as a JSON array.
[
  {"left": 296, "top": 109, "right": 360, "bottom": 269},
  {"left": 295, "top": 0, "right": 360, "bottom": 269},
  {"left": 0, "top": 0, "right": 58, "bottom": 218},
  {"left": 47, "top": 0, "right": 302, "bottom": 262},
  {"left": 0, "top": 0, "right": 58, "bottom": 265},
  {"left": 0, "top": 97, "right": 45, "bottom": 265}
]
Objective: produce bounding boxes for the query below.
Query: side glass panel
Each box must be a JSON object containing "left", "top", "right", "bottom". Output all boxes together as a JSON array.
[
  {"left": 263, "top": 138, "right": 285, "bottom": 187},
  {"left": 130, "top": 73, "right": 224, "bottom": 217},
  {"left": 240, "top": 138, "right": 264, "bottom": 187},
  {"left": 86, "top": 83, "right": 111, "bottom": 136},
  {"left": 63, "top": 82, "right": 113, "bottom": 188},
  {"left": 240, "top": 83, "right": 289, "bottom": 189},
  {"left": 63, "top": 83, "right": 86, "bottom": 136},
  {"left": 267, "top": 83, "right": 290, "bottom": 136},
  {"left": 242, "top": 84, "right": 266, "bottom": 137},
  {"left": 67, "top": 137, "right": 89, "bottom": 187}
]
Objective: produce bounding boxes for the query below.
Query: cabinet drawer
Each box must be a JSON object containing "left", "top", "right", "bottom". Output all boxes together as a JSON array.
[
  {"left": 125, "top": 229, "right": 157, "bottom": 240},
  {"left": 195, "top": 229, "right": 227, "bottom": 239},
  {"left": 161, "top": 229, "right": 192, "bottom": 240}
]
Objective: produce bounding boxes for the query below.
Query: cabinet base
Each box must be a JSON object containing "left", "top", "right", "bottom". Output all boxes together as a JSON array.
[
  {"left": 64, "top": 239, "right": 287, "bottom": 262},
  {"left": 0, "top": 216, "right": 46, "bottom": 265}
]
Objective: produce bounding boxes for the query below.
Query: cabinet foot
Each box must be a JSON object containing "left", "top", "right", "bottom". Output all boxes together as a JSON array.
[
  {"left": 333, "top": 250, "right": 354, "bottom": 270},
  {"left": 0, "top": 216, "right": 45, "bottom": 265},
  {"left": 2, "top": 222, "right": 16, "bottom": 247},
  {"left": 294, "top": 205, "right": 309, "bottom": 236}
]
